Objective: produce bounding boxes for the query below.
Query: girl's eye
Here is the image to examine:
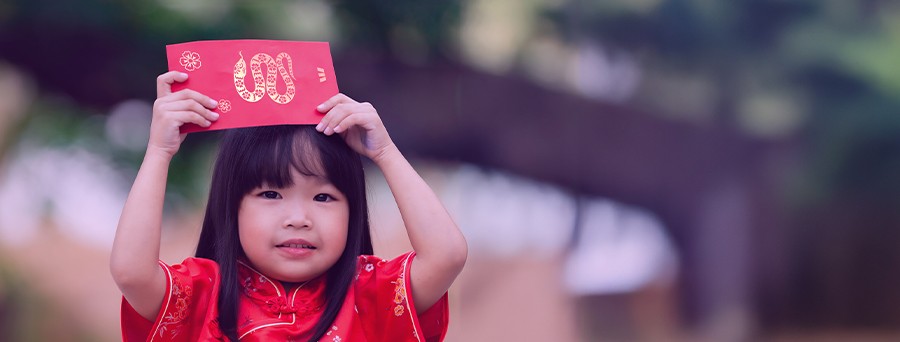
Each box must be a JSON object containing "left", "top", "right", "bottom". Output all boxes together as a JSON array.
[
  {"left": 313, "top": 194, "right": 334, "bottom": 202},
  {"left": 259, "top": 191, "right": 281, "bottom": 199}
]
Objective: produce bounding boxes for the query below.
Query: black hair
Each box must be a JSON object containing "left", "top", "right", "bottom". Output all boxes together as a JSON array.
[{"left": 195, "top": 125, "right": 373, "bottom": 342}]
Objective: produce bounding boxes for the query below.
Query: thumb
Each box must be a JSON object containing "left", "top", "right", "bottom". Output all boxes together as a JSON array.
[{"left": 156, "top": 71, "right": 190, "bottom": 97}]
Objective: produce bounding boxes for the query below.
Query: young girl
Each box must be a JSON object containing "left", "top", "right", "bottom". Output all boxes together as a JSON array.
[{"left": 110, "top": 71, "right": 468, "bottom": 341}]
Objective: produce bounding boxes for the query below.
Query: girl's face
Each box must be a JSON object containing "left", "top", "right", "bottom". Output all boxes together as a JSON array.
[{"left": 238, "top": 168, "right": 349, "bottom": 283}]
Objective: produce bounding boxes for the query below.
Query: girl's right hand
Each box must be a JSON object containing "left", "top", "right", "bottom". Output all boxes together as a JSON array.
[{"left": 148, "top": 71, "right": 220, "bottom": 158}]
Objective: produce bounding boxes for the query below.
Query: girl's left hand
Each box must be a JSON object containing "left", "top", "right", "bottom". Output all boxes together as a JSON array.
[{"left": 316, "top": 93, "right": 396, "bottom": 161}]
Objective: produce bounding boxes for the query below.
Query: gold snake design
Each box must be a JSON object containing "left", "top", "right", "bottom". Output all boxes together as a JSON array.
[{"left": 233, "top": 51, "right": 296, "bottom": 104}]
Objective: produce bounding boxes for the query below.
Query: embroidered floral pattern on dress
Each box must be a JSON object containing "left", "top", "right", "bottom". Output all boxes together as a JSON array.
[
  {"left": 158, "top": 276, "right": 193, "bottom": 338},
  {"left": 242, "top": 276, "right": 258, "bottom": 295},
  {"left": 324, "top": 324, "right": 342, "bottom": 341},
  {"left": 391, "top": 277, "right": 406, "bottom": 317},
  {"left": 365, "top": 263, "right": 374, "bottom": 272},
  {"left": 239, "top": 314, "right": 255, "bottom": 331}
]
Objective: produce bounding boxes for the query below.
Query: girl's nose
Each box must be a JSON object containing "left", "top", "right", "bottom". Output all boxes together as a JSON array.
[{"left": 283, "top": 206, "right": 312, "bottom": 229}]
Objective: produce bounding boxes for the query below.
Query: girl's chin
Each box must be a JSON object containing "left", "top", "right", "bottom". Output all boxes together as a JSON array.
[{"left": 276, "top": 272, "right": 324, "bottom": 285}]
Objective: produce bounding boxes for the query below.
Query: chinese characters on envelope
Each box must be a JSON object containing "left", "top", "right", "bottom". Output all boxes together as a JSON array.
[{"left": 166, "top": 40, "right": 338, "bottom": 133}]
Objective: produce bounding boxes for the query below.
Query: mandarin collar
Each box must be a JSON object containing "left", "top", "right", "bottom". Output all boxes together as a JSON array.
[{"left": 236, "top": 260, "right": 326, "bottom": 316}]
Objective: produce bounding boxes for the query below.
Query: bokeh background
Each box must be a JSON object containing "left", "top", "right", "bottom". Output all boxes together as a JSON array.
[{"left": 2, "top": 0, "right": 900, "bottom": 341}]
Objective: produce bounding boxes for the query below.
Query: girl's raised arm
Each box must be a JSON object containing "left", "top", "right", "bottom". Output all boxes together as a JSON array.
[
  {"left": 109, "top": 71, "right": 219, "bottom": 321},
  {"left": 317, "top": 94, "right": 468, "bottom": 313}
]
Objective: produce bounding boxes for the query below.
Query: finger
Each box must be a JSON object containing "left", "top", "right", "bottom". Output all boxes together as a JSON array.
[
  {"left": 316, "top": 93, "right": 357, "bottom": 113},
  {"left": 316, "top": 102, "right": 349, "bottom": 133},
  {"left": 318, "top": 103, "right": 368, "bottom": 135},
  {"left": 170, "top": 111, "right": 212, "bottom": 127},
  {"left": 331, "top": 112, "right": 375, "bottom": 135},
  {"left": 163, "top": 99, "right": 220, "bottom": 122},
  {"left": 170, "top": 89, "right": 218, "bottom": 109},
  {"left": 332, "top": 103, "right": 377, "bottom": 134},
  {"left": 156, "top": 71, "right": 189, "bottom": 98}
]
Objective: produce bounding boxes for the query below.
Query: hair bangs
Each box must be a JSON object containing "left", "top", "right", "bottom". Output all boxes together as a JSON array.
[
  {"left": 289, "top": 130, "right": 329, "bottom": 179},
  {"left": 234, "top": 126, "right": 328, "bottom": 195}
]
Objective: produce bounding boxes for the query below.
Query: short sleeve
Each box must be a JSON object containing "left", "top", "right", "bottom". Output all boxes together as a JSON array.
[
  {"left": 121, "top": 257, "right": 222, "bottom": 342},
  {"left": 354, "top": 251, "right": 450, "bottom": 342}
]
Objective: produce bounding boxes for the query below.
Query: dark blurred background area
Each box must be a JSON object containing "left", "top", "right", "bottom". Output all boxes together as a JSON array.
[{"left": 2, "top": 0, "right": 900, "bottom": 341}]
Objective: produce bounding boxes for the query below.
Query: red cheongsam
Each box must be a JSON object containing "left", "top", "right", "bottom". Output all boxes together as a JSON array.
[{"left": 121, "top": 251, "right": 449, "bottom": 341}]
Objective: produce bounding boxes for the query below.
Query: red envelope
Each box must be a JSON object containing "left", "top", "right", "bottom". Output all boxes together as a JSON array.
[{"left": 166, "top": 40, "right": 338, "bottom": 133}]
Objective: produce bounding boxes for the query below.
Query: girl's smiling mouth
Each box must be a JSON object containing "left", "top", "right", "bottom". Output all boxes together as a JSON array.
[
  {"left": 277, "top": 243, "right": 317, "bottom": 249},
  {"left": 276, "top": 239, "right": 317, "bottom": 257}
]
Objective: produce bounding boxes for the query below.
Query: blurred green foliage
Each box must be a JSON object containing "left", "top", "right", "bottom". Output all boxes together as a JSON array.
[{"left": 531, "top": 0, "right": 900, "bottom": 211}]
